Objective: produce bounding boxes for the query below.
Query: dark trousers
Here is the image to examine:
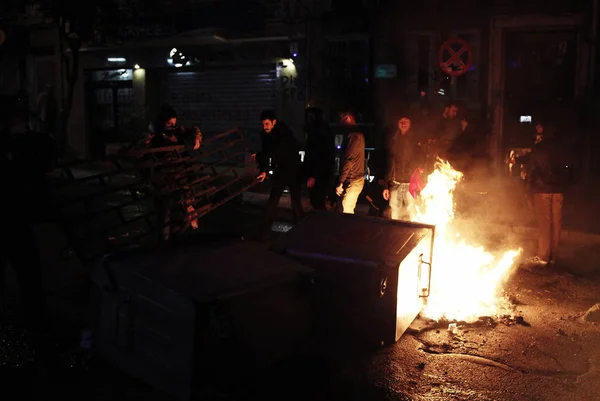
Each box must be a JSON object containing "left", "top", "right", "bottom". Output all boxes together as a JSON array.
[
  {"left": 0, "top": 221, "right": 44, "bottom": 331},
  {"left": 533, "top": 193, "right": 564, "bottom": 262},
  {"left": 260, "top": 177, "right": 304, "bottom": 239},
  {"left": 309, "top": 176, "right": 331, "bottom": 211}
]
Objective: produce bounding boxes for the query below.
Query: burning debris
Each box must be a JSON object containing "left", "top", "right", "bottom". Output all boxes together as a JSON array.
[
  {"left": 408, "top": 159, "right": 522, "bottom": 323},
  {"left": 410, "top": 313, "right": 531, "bottom": 335}
]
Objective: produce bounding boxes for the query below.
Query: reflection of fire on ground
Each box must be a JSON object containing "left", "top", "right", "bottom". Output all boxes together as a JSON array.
[{"left": 411, "top": 159, "right": 522, "bottom": 323}]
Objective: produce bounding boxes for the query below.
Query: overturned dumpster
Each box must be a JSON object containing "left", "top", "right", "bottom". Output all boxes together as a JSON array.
[
  {"left": 271, "top": 212, "right": 435, "bottom": 348},
  {"left": 92, "top": 240, "right": 314, "bottom": 401}
]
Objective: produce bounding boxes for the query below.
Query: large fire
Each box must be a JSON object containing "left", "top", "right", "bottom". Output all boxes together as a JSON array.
[{"left": 413, "top": 159, "right": 522, "bottom": 323}]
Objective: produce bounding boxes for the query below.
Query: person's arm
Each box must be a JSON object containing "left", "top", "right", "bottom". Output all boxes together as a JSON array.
[
  {"left": 257, "top": 132, "right": 270, "bottom": 173},
  {"left": 192, "top": 127, "right": 203, "bottom": 150},
  {"left": 144, "top": 122, "right": 157, "bottom": 147},
  {"left": 385, "top": 135, "right": 395, "bottom": 190},
  {"left": 525, "top": 151, "right": 540, "bottom": 191}
]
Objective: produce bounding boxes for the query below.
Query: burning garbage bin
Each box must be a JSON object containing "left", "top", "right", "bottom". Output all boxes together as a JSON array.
[
  {"left": 91, "top": 241, "right": 315, "bottom": 401},
  {"left": 271, "top": 212, "right": 435, "bottom": 348}
]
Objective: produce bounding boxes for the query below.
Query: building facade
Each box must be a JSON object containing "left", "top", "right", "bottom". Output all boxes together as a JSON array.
[{"left": 2, "top": 0, "right": 598, "bottom": 171}]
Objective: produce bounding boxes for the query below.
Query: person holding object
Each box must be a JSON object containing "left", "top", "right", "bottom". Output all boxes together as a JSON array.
[
  {"left": 255, "top": 110, "right": 303, "bottom": 241},
  {"left": 383, "top": 116, "right": 426, "bottom": 221},
  {"left": 335, "top": 111, "right": 365, "bottom": 214},
  {"left": 522, "top": 133, "right": 573, "bottom": 268}
]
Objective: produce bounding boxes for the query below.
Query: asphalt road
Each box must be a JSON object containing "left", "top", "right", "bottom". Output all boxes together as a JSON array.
[{"left": 2, "top": 189, "right": 600, "bottom": 401}]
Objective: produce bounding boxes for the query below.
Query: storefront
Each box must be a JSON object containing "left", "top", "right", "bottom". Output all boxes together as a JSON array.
[{"left": 153, "top": 63, "right": 278, "bottom": 149}]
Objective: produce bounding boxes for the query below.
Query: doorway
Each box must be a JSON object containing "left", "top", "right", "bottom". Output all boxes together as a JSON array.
[
  {"left": 487, "top": 14, "right": 585, "bottom": 166},
  {"left": 87, "top": 69, "right": 134, "bottom": 158},
  {"left": 502, "top": 30, "right": 578, "bottom": 150}
]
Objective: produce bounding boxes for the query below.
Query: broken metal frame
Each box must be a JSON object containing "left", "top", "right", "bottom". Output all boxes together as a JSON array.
[{"left": 49, "top": 128, "right": 260, "bottom": 265}]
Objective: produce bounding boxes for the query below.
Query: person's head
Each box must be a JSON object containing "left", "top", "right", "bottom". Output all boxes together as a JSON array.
[
  {"left": 535, "top": 123, "right": 544, "bottom": 144},
  {"left": 535, "top": 123, "right": 544, "bottom": 134},
  {"left": 443, "top": 103, "right": 458, "bottom": 119},
  {"left": 260, "top": 110, "right": 277, "bottom": 133},
  {"left": 339, "top": 111, "right": 356, "bottom": 126},
  {"left": 157, "top": 105, "right": 178, "bottom": 130},
  {"left": 397, "top": 117, "right": 411, "bottom": 134},
  {"left": 305, "top": 107, "right": 324, "bottom": 125}
]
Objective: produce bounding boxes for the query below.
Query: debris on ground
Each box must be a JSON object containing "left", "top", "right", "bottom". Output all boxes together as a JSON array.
[{"left": 581, "top": 303, "right": 600, "bottom": 323}]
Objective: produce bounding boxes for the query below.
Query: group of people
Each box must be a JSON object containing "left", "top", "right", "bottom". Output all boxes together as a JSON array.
[
  {"left": 253, "top": 104, "right": 573, "bottom": 271},
  {"left": 252, "top": 102, "right": 487, "bottom": 241}
]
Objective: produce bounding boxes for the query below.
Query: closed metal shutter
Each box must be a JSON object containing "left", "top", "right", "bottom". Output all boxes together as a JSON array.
[{"left": 162, "top": 65, "right": 277, "bottom": 147}]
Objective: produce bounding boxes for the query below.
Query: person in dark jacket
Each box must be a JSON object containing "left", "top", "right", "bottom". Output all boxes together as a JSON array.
[
  {"left": 365, "top": 146, "right": 390, "bottom": 218},
  {"left": 0, "top": 94, "right": 50, "bottom": 334},
  {"left": 383, "top": 116, "right": 426, "bottom": 221},
  {"left": 256, "top": 110, "right": 303, "bottom": 240},
  {"left": 335, "top": 111, "right": 365, "bottom": 214},
  {"left": 522, "top": 135, "right": 573, "bottom": 267},
  {"left": 304, "top": 107, "right": 335, "bottom": 210}
]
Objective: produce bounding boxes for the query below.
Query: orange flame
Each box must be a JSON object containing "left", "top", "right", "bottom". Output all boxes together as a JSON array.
[{"left": 413, "top": 159, "right": 522, "bottom": 323}]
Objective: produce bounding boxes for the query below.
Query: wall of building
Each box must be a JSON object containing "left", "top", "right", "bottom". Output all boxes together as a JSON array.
[
  {"left": 276, "top": 55, "right": 307, "bottom": 143},
  {"left": 371, "top": 1, "right": 490, "bottom": 130},
  {"left": 369, "top": 0, "right": 596, "bottom": 166}
]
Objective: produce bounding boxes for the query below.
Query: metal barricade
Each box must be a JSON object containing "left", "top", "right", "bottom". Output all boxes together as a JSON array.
[{"left": 49, "top": 128, "right": 259, "bottom": 264}]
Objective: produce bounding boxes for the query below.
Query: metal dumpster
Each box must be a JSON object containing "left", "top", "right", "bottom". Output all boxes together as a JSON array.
[
  {"left": 91, "top": 240, "right": 314, "bottom": 400},
  {"left": 271, "top": 212, "right": 434, "bottom": 347}
]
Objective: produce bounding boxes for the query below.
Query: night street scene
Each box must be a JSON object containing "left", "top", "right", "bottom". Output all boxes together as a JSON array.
[{"left": 1, "top": 0, "right": 600, "bottom": 400}]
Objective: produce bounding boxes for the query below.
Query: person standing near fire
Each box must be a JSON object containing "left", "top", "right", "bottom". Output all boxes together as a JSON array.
[
  {"left": 255, "top": 110, "right": 304, "bottom": 241},
  {"left": 522, "top": 131, "right": 573, "bottom": 268},
  {"left": 436, "top": 103, "right": 460, "bottom": 160},
  {"left": 383, "top": 116, "right": 426, "bottom": 221},
  {"left": 335, "top": 111, "right": 365, "bottom": 214},
  {"left": 304, "top": 107, "right": 335, "bottom": 211}
]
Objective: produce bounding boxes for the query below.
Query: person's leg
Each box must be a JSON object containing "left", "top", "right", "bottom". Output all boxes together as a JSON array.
[
  {"left": 259, "top": 180, "right": 285, "bottom": 239},
  {"left": 533, "top": 193, "right": 552, "bottom": 263},
  {"left": 288, "top": 181, "right": 304, "bottom": 224},
  {"left": 402, "top": 183, "right": 417, "bottom": 221},
  {"left": 309, "top": 177, "right": 328, "bottom": 211},
  {"left": 550, "top": 193, "right": 564, "bottom": 263},
  {"left": 389, "top": 185, "right": 402, "bottom": 220},
  {"left": 341, "top": 179, "right": 364, "bottom": 214},
  {"left": 6, "top": 224, "right": 44, "bottom": 332}
]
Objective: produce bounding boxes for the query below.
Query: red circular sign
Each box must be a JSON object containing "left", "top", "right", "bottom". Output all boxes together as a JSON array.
[{"left": 438, "top": 38, "right": 472, "bottom": 77}]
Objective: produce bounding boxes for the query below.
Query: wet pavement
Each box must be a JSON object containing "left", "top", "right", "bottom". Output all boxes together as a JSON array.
[{"left": 2, "top": 176, "right": 600, "bottom": 401}]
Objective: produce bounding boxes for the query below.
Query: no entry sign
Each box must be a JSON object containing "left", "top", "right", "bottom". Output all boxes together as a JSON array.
[{"left": 438, "top": 37, "right": 472, "bottom": 77}]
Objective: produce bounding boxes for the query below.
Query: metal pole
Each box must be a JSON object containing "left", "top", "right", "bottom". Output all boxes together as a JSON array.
[
  {"left": 590, "top": 0, "right": 598, "bottom": 93},
  {"left": 585, "top": 0, "right": 598, "bottom": 177}
]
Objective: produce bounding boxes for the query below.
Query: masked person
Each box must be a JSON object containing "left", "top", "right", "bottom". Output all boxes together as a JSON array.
[
  {"left": 383, "top": 116, "right": 426, "bottom": 221},
  {"left": 143, "top": 105, "right": 202, "bottom": 241},
  {"left": 145, "top": 105, "right": 183, "bottom": 147},
  {"left": 255, "top": 110, "right": 303, "bottom": 241},
  {"left": 335, "top": 111, "right": 365, "bottom": 214}
]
